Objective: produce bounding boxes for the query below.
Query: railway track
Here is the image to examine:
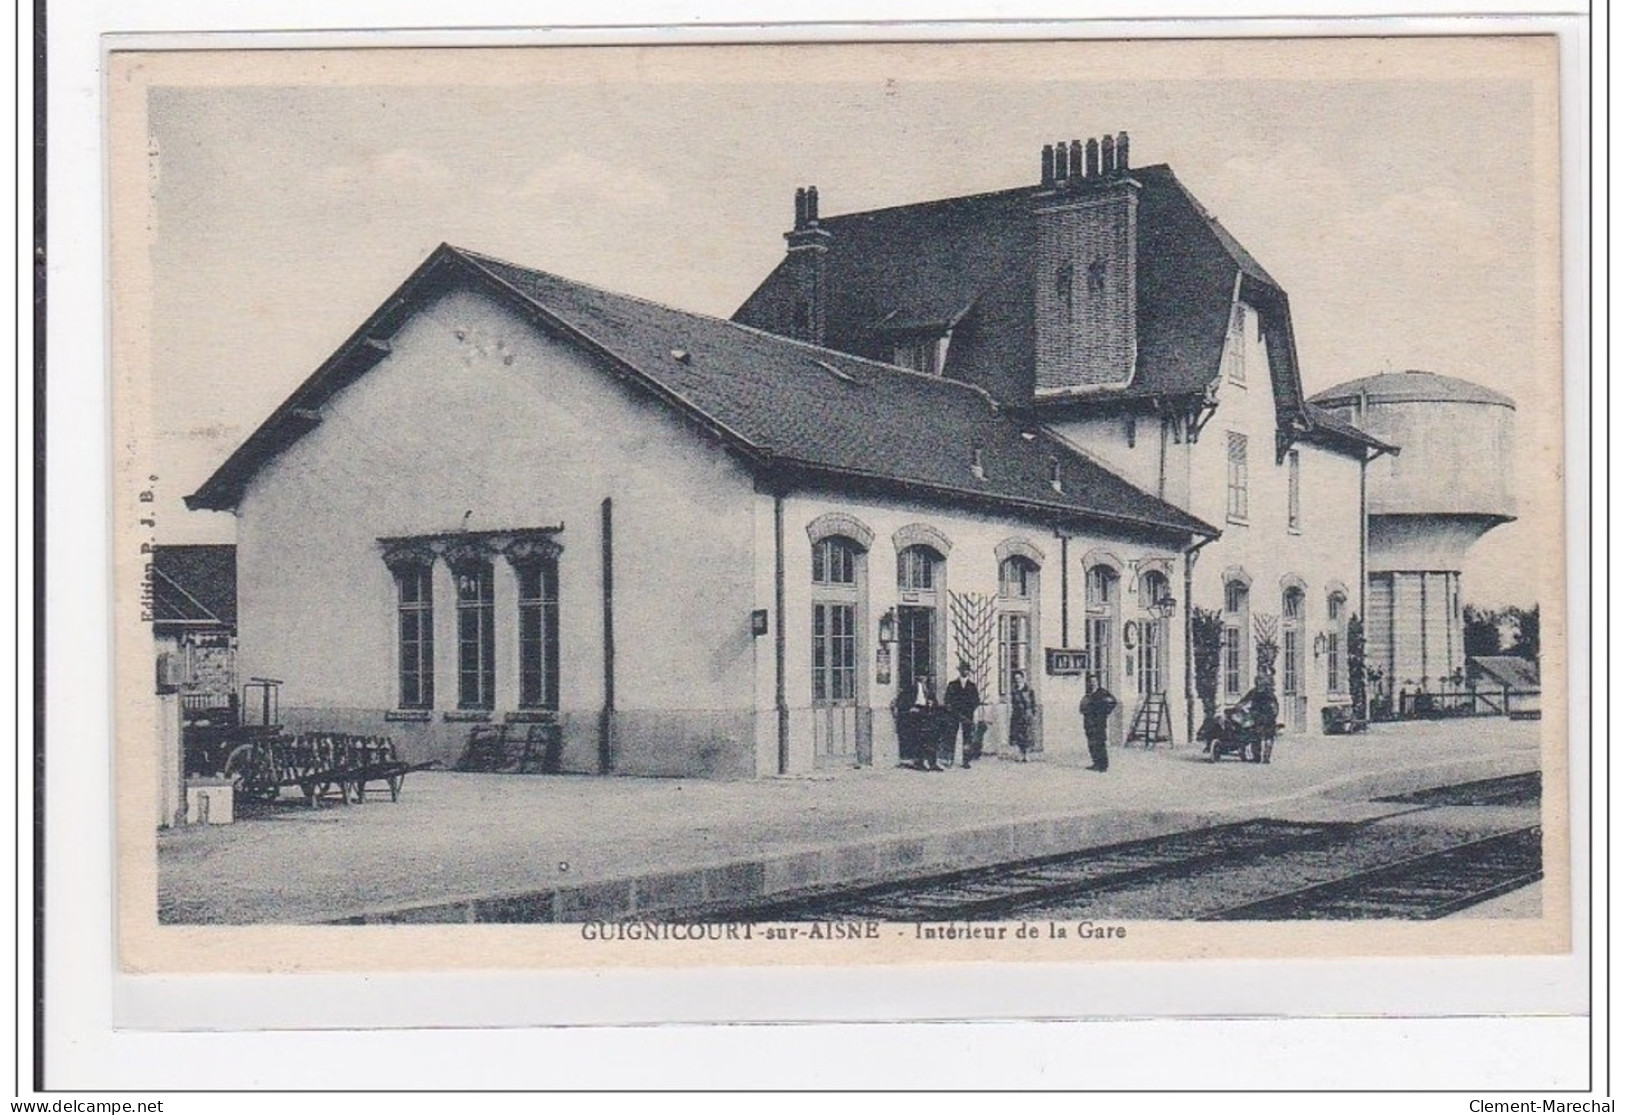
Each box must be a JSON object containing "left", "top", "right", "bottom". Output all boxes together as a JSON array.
[
  {"left": 1375, "top": 771, "right": 1541, "bottom": 808},
  {"left": 688, "top": 774, "right": 1542, "bottom": 923},
  {"left": 694, "top": 819, "right": 1353, "bottom": 922},
  {"left": 1201, "top": 825, "right": 1542, "bottom": 920}
]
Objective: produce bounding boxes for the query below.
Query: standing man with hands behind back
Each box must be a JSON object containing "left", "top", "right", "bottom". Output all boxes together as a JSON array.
[
  {"left": 1081, "top": 678, "right": 1118, "bottom": 772},
  {"left": 945, "top": 660, "right": 982, "bottom": 769}
]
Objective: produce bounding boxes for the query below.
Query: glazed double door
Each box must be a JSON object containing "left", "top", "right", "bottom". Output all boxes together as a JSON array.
[{"left": 896, "top": 605, "right": 937, "bottom": 701}]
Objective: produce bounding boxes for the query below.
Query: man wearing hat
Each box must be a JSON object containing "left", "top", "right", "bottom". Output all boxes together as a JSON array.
[{"left": 944, "top": 660, "right": 983, "bottom": 769}]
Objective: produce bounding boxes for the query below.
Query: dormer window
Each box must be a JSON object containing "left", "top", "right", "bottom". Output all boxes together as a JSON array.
[{"left": 893, "top": 336, "right": 944, "bottom": 376}]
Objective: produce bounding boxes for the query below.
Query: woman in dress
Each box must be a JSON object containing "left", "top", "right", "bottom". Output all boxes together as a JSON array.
[{"left": 1008, "top": 669, "right": 1037, "bottom": 761}]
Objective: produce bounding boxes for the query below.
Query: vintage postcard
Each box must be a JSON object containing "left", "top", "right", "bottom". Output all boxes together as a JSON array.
[{"left": 109, "top": 34, "right": 1573, "bottom": 979}]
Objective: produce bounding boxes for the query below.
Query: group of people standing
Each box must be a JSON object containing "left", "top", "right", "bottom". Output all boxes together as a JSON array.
[{"left": 893, "top": 661, "right": 1116, "bottom": 771}]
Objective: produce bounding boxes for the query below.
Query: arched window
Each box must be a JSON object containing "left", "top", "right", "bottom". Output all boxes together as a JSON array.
[
  {"left": 896, "top": 545, "right": 945, "bottom": 699},
  {"left": 1084, "top": 564, "right": 1120, "bottom": 692},
  {"left": 897, "top": 546, "right": 938, "bottom": 593},
  {"left": 1135, "top": 569, "right": 1171, "bottom": 698},
  {"left": 997, "top": 556, "right": 1039, "bottom": 697},
  {"left": 1223, "top": 578, "right": 1251, "bottom": 699},
  {"left": 1326, "top": 591, "right": 1348, "bottom": 694},
  {"left": 1281, "top": 585, "right": 1305, "bottom": 705},
  {"left": 811, "top": 536, "right": 863, "bottom": 704}
]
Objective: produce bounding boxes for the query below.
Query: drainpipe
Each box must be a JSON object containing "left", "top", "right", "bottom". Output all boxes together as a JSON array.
[
  {"left": 1359, "top": 448, "right": 1374, "bottom": 622},
  {"left": 774, "top": 493, "right": 789, "bottom": 775},
  {"left": 599, "top": 497, "right": 615, "bottom": 774},
  {"left": 1183, "top": 534, "right": 1215, "bottom": 744},
  {"left": 1058, "top": 531, "right": 1071, "bottom": 646}
]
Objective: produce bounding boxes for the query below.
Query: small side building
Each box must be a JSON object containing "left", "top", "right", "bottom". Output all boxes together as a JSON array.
[{"left": 152, "top": 543, "right": 238, "bottom": 723}]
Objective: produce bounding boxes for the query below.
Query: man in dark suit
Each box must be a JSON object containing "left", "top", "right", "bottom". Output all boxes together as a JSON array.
[
  {"left": 944, "top": 660, "right": 982, "bottom": 769},
  {"left": 1081, "top": 679, "right": 1119, "bottom": 772}
]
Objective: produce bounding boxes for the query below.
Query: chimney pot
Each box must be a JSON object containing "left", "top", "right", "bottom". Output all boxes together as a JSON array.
[
  {"left": 1101, "top": 133, "right": 1116, "bottom": 175},
  {"left": 1041, "top": 144, "right": 1055, "bottom": 187},
  {"left": 1116, "top": 131, "right": 1130, "bottom": 172},
  {"left": 807, "top": 185, "right": 820, "bottom": 224},
  {"left": 1055, "top": 139, "right": 1069, "bottom": 180},
  {"left": 1068, "top": 139, "right": 1083, "bottom": 182},
  {"left": 1085, "top": 137, "right": 1100, "bottom": 179},
  {"left": 794, "top": 187, "right": 807, "bottom": 231}
]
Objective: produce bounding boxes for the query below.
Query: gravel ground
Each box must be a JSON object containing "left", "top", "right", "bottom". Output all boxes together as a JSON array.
[{"left": 1023, "top": 806, "right": 1540, "bottom": 920}]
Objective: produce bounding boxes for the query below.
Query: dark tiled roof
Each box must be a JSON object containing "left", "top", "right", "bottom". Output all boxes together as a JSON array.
[
  {"left": 189, "top": 246, "right": 1216, "bottom": 541},
  {"left": 733, "top": 164, "right": 1299, "bottom": 409},
  {"left": 1303, "top": 402, "right": 1398, "bottom": 455},
  {"left": 153, "top": 544, "right": 236, "bottom": 629}
]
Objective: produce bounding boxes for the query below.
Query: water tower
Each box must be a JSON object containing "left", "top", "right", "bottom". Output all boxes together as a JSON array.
[{"left": 1309, "top": 370, "right": 1516, "bottom": 699}]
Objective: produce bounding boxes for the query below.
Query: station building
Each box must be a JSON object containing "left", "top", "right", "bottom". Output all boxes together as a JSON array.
[
  {"left": 734, "top": 135, "right": 1390, "bottom": 743},
  {"left": 188, "top": 135, "right": 1412, "bottom": 777}
]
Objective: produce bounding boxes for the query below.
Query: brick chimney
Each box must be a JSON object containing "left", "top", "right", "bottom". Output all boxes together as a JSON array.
[
  {"left": 783, "top": 185, "right": 832, "bottom": 345},
  {"left": 1031, "top": 132, "right": 1140, "bottom": 395}
]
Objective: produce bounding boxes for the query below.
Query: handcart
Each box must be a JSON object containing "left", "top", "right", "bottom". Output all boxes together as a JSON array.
[{"left": 1200, "top": 686, "right": 1282, "bottom": 764}]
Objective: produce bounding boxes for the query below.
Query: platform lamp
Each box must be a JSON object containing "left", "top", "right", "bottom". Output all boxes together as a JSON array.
[
  {"left": 1148, "top": 590, "right": 1177, "bottom": 620},
  {"left": 878, "top": 607, "right": 897, "bottom": 646}
]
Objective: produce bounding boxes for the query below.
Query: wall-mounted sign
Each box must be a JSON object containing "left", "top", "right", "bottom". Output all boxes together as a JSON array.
[
  {"left": 1045, "top": 648, "right": 1088, "bottom": 676},
  {"left": 750, "top": 608, "right": 769, "bottom": 637},
  {"left": 875, "top": 646, "right": 893, "bottom": 686}
]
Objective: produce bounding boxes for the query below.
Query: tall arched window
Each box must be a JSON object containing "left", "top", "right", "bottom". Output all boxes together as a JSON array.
[
  {"left": 997, "top": 556, "right": 1039, "bottom": 697},
  {"left": 1281, "top": 583, "right": 1306, "bottom": 732},
  {"left": 1136, "top": 568, "right": 1171, "bottom": 698},
  {"left": 1084, "top": 564, "right": 1120, "bottom": 692},
  {"left": 896, "top": 544, "right": 945, "bottom": 699},
  {"left": 1223, "top": 578, "right": 1251, "bottom": 699},
  {"left": 811, "top": 536, "right": 862, "bottom": 703},
  {"left": 1327, "top": 590, "right": 1348, "bottom": 694}
]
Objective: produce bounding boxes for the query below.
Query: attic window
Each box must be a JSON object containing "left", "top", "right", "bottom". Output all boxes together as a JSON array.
[
  {"left": 893, "top": 337, "right": 943, "bottom": 376},
  {"left": 971, "top": 446, "right": 986, "bottom": 481},
  {"left": 1055, "top": 262, "right": 1075, "bottom": 311},
  {"left": 1048, "top": 457, "right": 1063, "bottom": 493},
  {"left": 670, "top": 348, "right": 691, "bottom": 364}
]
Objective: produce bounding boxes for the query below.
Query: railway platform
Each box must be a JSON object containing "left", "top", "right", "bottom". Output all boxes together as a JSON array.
[{"left": 157, "top": 717, "right": 1546, "bottom": 925}]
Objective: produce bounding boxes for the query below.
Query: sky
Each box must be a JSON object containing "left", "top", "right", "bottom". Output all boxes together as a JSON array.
[{"left": 129, "top": 38, "right": 1562, "bottom": 608}]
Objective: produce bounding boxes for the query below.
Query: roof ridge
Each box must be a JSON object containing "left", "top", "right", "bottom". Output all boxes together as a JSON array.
[
  {"left": 817, "top": 164, "right": 1176, "bottom": 224},
  {"left": 452, "top": 244, "right": 1005, "bottom": 412}
]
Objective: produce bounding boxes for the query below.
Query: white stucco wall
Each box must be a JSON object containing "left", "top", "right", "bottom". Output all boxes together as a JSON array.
[
  {"left": 1046, "top": 299, "right": 1366, "bottom": 735},
  {"left": 767, "top": 490, "right": 1187, "bottom": 772},
  {"left": 1189, "top": 303, "right": 1364, "bottom": 731},
  {"left": 234, "top": 285, "right": 761, "bottom": 775}
]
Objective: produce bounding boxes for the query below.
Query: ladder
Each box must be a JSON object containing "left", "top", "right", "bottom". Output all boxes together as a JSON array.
[{"left": 1127, "top": 693, "right": 1172, "bottom": 747}]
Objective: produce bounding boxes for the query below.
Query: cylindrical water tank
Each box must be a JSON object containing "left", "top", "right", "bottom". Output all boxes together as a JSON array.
[{"left": 1310, "top": 370, "right": 1516, "bottom": 521}]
